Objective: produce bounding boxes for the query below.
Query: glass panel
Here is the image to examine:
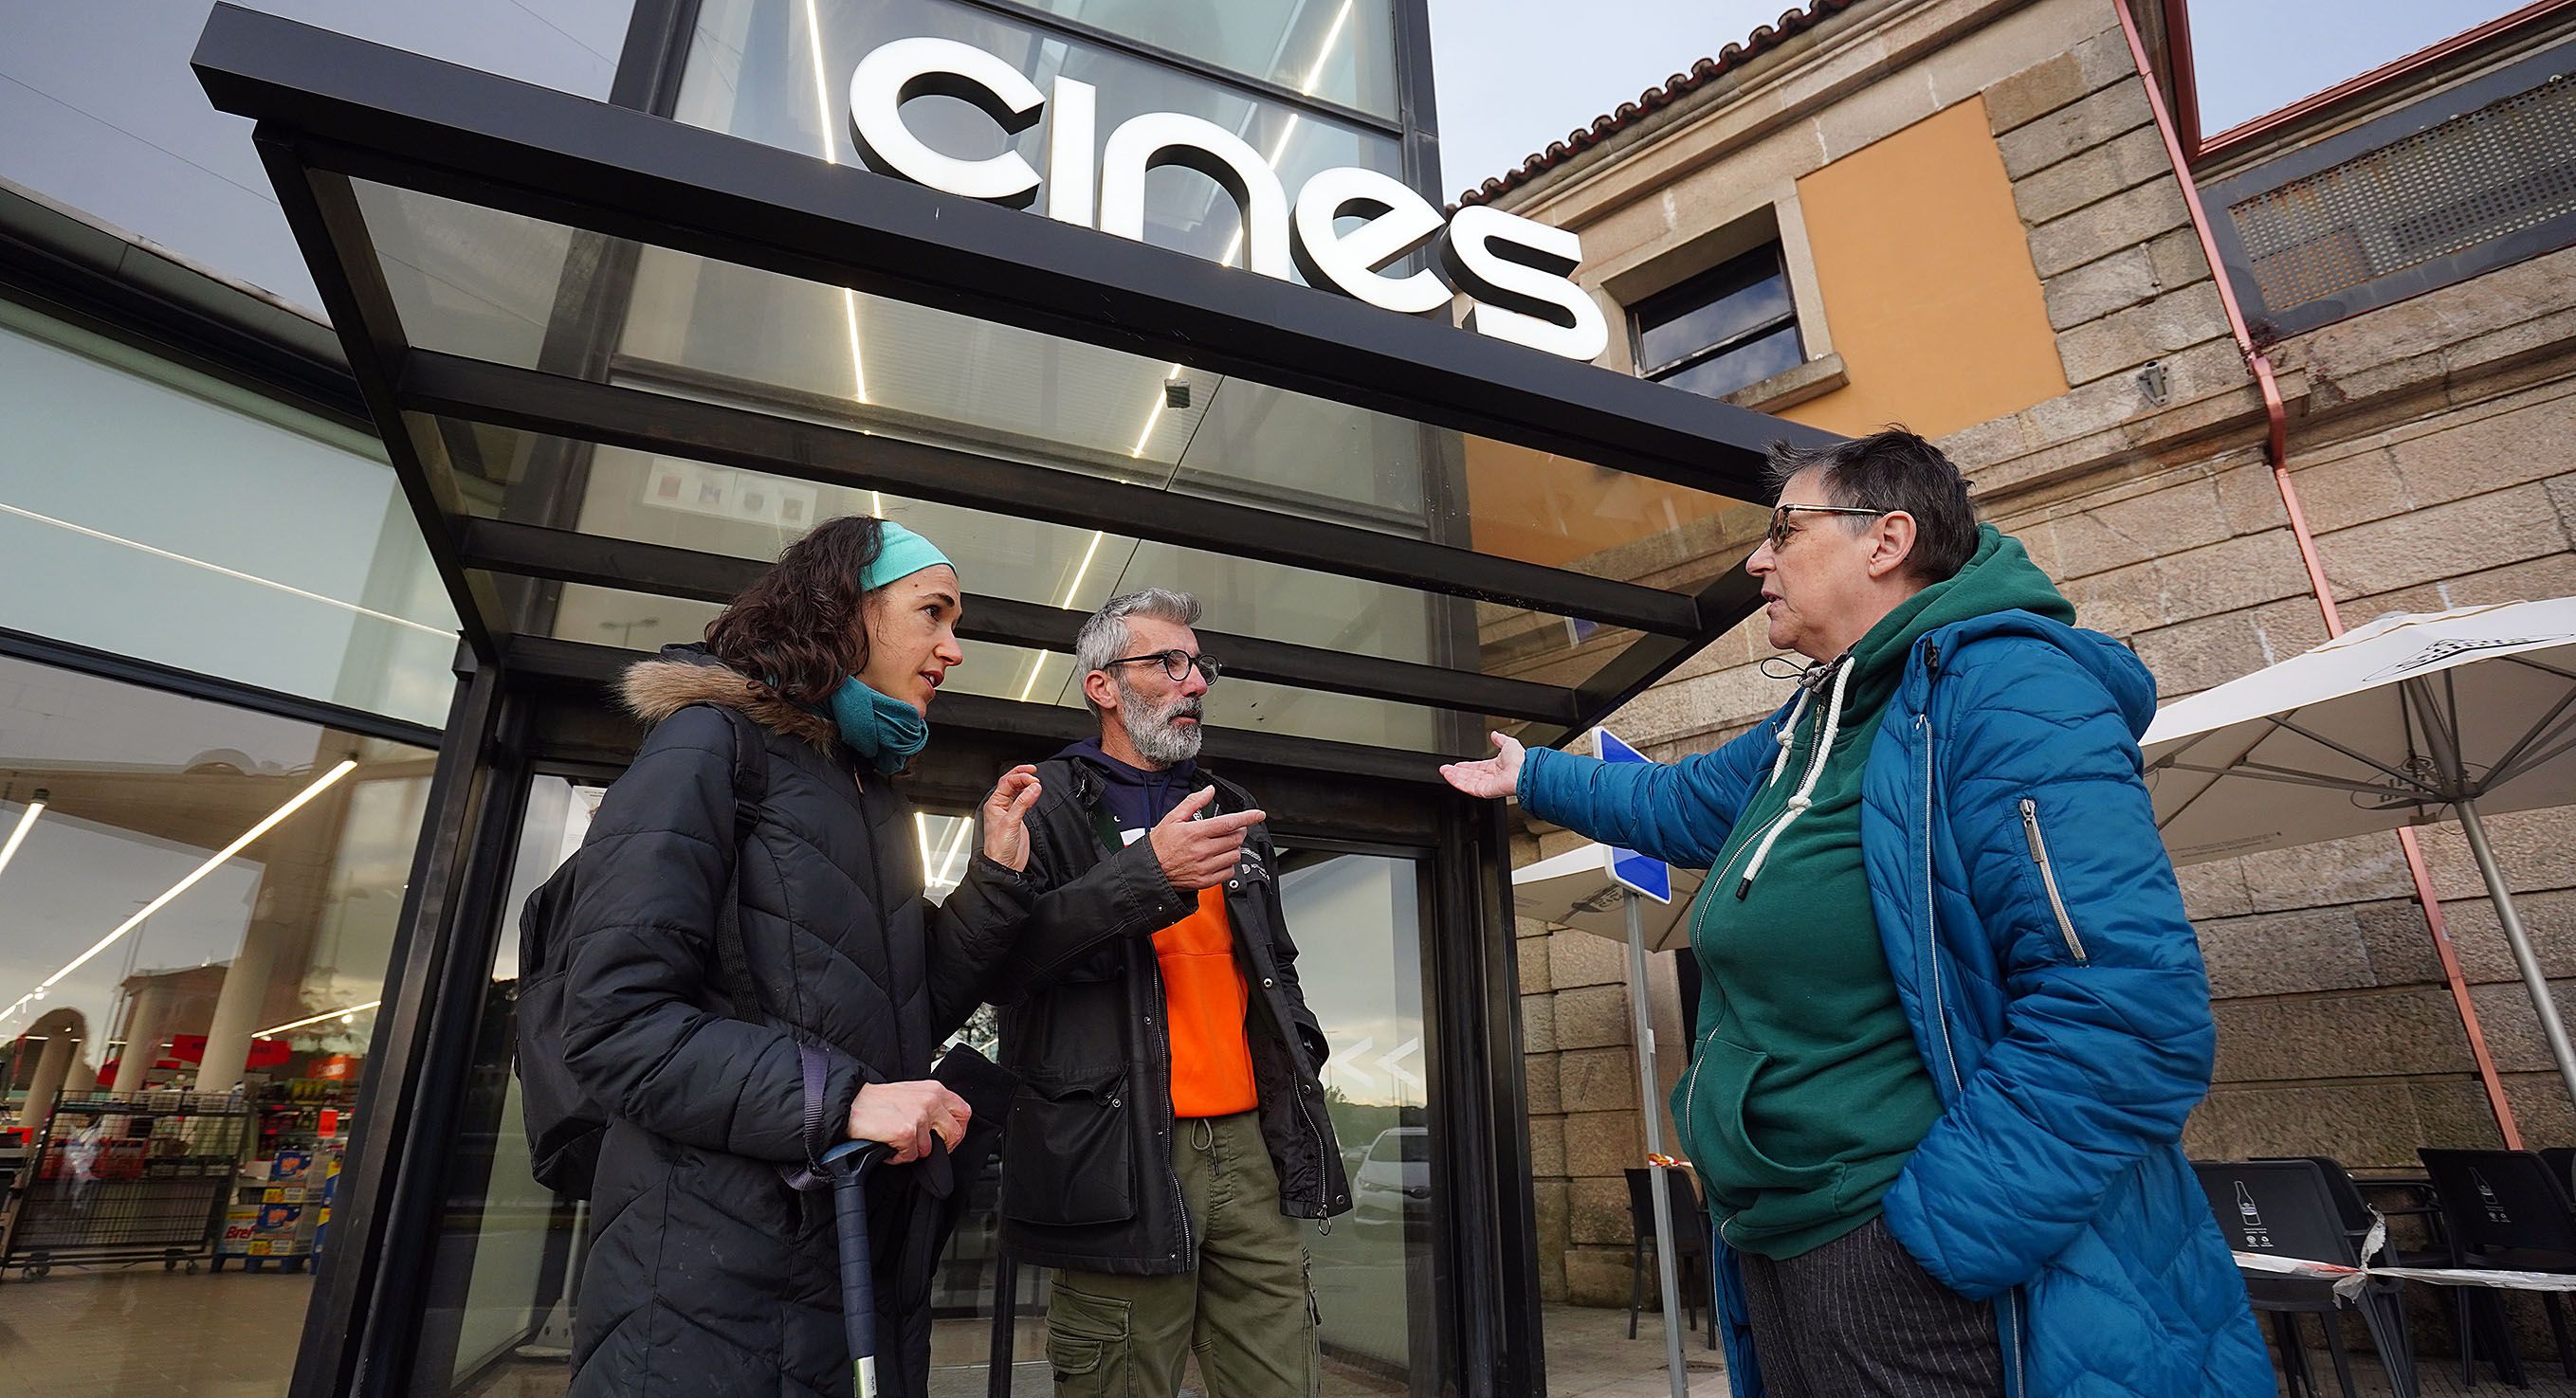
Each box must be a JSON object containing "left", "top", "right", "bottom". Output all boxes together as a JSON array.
[
  {"left": 426, "top": 411, "right": 1614, "bottom": 682},
  {"left": 675, "top": 0, "right": 1398, "bottom": 243},
  {"left": 2186, "top": 1, "right": 2523, "bottom": 136},
  {"left": 0, "top": 0, "right": 633, "bottom": 313},
  {"left": 1635, "top": 247, "right": 1795, "bottom": 376},
  {"left": 410, "top": 772, "right": 1442, "bottom": 1398},
  {"left": 1654, "top": 323, "right": 1805, "bottom": 403},
  {"left": 492, "top": 573, "right": 1452, "bottom": 753},
  {"left": 0, "top": 302, "right": 462, "bottom": 729},
  {"left": 349, "top": 182, "right": 1752, "bottom": 576},
  {"left": 1285, "top": 847, "right": 1440, "bottom": 1387},
  {"left": 0, "top": 655, "right": 435, "bottom": 1396},
  {"left": 1021, "top": 0, "right": 1401, "bottom": 117}
]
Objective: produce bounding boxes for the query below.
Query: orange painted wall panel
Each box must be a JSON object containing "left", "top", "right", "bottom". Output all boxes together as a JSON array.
[{"left": 1785, "top": 97, "right": 2068, "bottom": 439}]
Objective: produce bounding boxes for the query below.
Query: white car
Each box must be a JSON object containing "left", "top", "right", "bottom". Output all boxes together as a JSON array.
[{"left": 1352, "top": 1127, "right": 1428, "bottom": 1223}]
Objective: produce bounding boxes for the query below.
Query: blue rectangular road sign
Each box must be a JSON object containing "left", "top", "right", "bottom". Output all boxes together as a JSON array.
[{"left": 1594, "top": 728, "right": 1673, "bottom": 902}]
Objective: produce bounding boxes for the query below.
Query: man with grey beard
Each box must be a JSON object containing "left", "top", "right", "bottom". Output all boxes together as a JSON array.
[{"left": 978, "top": 589, "right": 1349, "bottom": 1398}]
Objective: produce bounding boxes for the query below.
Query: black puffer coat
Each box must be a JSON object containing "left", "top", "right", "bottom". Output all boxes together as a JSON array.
[
  {"left": 560, "top": 647, "right": 1031, "bottom": 1398},
  {"left": 988, "top": 753, "right": 1348, "bottom": 1276}
]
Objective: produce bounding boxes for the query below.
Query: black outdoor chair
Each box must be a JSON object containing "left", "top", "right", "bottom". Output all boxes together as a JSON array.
[
  {"left": 2253, "top": 1156, "right": 2424, "bottom": 1395},
  {"left": 2419, "top": 1149, "right": 2576, "bottom": 1387},
  {"left": 2195, "top": 1159, "right": 2420, "bottom": 1398},
  {"left": 1624, "top": 1167, "right": 1718, "bottom": 1349}
]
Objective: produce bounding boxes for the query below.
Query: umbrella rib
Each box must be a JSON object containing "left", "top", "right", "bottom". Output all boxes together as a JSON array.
[
  {"left": 2504, "top": 654, "right": 2576, "bottom": 684},
  {"left": 2488, "top": 726, "right": 2576, "bottom": 792},
  {"left": 2158, "top": 760, "right": 2436, "bottom": 802},
  {"left": 2481, "top": 682, "right": 2576, "bottom": 791},
  {"left": 2265, "top": 715, "right": 2441, "bottom": 793}
]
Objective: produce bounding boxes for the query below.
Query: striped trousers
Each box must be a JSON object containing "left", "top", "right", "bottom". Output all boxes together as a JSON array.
[{"left": 1734, "top": 1216, "right": 2006, "bottom": 1398}]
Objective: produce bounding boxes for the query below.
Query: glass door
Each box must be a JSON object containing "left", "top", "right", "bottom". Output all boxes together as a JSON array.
[{"left": 398, "top": 775, "right": 1445, "bottom": 1398}]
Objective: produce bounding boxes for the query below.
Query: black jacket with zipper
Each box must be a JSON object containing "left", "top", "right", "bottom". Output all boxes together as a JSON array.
[
  {"left": 988, "top": 752, "right": 1350, "bottom": 1275},
  {"left": 561, "top": 646, "right": 1032, "bottom": 1398}
]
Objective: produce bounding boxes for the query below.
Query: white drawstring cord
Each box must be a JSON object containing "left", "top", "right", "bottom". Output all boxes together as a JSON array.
[{"left": 1737, "top": 656, "right": 1853, "bottom": 898}]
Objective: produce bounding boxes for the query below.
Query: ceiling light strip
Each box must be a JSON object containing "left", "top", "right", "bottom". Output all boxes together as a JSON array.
[{"left": 0, "top": 760, "right": 359, "bottom": 1032}]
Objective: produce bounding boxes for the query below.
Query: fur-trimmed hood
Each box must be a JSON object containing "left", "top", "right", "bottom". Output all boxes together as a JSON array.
[{"left": 619, "top": 645, "right": 838, "bottom": 754}]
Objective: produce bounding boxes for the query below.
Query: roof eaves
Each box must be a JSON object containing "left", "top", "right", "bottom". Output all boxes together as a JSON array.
[{"left": 1455, "top": 0, "right": 1860, "bottom": 208}]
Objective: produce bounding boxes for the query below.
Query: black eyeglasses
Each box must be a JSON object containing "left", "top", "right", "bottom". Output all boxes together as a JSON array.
[
  {"left": 1766, "top": 503, "right": 1891, "bottom": 551},
  {"left": 1105, "top": 649, "right": 1223, "bottom": 685}
]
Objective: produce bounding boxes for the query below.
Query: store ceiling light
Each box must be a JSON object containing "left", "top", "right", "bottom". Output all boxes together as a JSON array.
[
  {"left": 260, "top": 997, "right": 382, "bottom": 1038},
  {"left": 798, "top": 0, "right": 869, "bottom": 404},
  {"left": 0, "top": 759, "right": 359, "bottom": 1033},
  {"left": 0, "top": 794, "right": 46, "bottom": 888}
]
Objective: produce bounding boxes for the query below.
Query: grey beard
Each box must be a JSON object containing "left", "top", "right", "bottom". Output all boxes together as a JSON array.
[{"left": 1120, "top": 689, "right": 1204, "bottom": 765}]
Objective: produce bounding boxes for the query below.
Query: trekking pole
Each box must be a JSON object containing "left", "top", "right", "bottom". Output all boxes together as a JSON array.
[{"left": 822, "top": 1139, "right": 893, "bottom": 1398}]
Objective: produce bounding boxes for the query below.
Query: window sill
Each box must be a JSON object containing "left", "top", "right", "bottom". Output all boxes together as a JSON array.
[{"left": 1723, "top": 353, "right": 1847, "bottom": 414}]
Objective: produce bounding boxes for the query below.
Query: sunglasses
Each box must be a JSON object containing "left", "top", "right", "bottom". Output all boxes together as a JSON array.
[
  {"left": 1766, "top": 503, "right": 1891, "bottom": 551},
  {"left": 1105, "top": 649, "right": 1223, "bottom": 685}
]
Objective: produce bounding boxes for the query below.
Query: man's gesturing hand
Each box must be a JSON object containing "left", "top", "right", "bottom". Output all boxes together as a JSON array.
[
  {"left": 848, "top": 1080, "right": 972, "bottom": 1165},
  {"left": 1438, "top": 731, "right": 1526, "bottom": 800},
  {"left": 979, "top": 764, "right": 1042, "bottom": 872},
  {"left": 1149, "top": 786, "right": 1266, "bottom": 891}
]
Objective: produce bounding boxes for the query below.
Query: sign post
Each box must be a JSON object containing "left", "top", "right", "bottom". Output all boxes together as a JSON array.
[{"left": 1598, "top": 728, "right": 1689, "bottom": 1398}]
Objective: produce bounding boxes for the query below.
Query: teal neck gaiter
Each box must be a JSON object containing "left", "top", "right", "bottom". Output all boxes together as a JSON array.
[{"left": 822, "top": 676, "right": 928, "bottom": 775}]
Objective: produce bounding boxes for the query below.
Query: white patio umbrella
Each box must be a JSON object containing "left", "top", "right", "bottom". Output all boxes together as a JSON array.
[
  {"left": 2140, "top": 598, "right": 2576, "bottom": 1105},
  {"left": 1513, "top": 842, "right": 1707, "bottom": 1397}
]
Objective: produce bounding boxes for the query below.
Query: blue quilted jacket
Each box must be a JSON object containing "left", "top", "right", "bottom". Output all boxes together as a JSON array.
[{"left": 1521, "top": 541, "right": 2271, "bottom": 1398}]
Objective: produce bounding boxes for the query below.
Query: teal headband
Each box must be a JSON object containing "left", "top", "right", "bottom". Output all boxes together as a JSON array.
[{"left": 862, "top": 522, "right": 954, "bottom": 591}]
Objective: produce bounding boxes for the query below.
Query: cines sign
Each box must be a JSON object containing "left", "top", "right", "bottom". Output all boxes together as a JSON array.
[{"left": 848, "top": 37, "right": 1611, "bottom": 362}]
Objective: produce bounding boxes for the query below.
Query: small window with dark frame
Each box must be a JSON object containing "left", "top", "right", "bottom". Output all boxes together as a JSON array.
[{"left": 1632, "top": 244, "right": 1804, "bottom": 401}]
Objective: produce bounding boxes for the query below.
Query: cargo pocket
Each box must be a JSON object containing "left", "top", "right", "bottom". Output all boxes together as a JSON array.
[
  {"left": 1004, "top": 1064, "right": 1135, "bottom": 1226},
  {"left": 1046, "top": 1284, "right": 1134, "bottom": 1396}
]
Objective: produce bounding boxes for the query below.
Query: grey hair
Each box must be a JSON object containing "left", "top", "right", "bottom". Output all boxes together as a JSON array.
[{"left": 1074, "top": 588, "right": 1203, "bottom": 714}]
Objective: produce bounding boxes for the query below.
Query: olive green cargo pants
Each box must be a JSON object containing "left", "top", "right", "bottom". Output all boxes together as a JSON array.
[{"left": 1045, "top": 1110, "right": 1321, "bottom": 1398}]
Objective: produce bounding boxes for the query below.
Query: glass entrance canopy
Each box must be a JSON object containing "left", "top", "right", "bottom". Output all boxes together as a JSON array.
[{"left": 193, "top": 3, "right": 1823, "bottom": 779}]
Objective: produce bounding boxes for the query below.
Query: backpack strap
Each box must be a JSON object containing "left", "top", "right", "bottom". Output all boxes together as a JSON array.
[
  {"left": 707, "top": 705, "right": 769, "bottom": 1023},
  {"left": 702, "top": 705, "right": 837, "bottom": 1189}
]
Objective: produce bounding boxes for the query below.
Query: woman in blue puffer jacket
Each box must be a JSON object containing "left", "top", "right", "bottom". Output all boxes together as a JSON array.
[{"left": 1444, "top": 430, "right": 2270, "bottom": 1398}]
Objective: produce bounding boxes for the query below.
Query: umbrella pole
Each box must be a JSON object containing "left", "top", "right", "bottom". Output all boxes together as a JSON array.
[
  {"left": 1625, "top": 891, "right": 1690, "bottom": 1398},
  {"left": 2456, "top": 796, "right": 2576, "bottom": 1112}
]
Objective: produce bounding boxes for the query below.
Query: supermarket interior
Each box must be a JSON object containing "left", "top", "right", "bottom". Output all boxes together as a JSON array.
[{"left": 0, "top": 653, "right": 435, "bottom": 1396}]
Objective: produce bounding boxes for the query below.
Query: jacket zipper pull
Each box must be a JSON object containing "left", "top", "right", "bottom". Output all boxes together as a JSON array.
[{"left": 1924, "top": 639, "right": 1941, "bottom": 674}]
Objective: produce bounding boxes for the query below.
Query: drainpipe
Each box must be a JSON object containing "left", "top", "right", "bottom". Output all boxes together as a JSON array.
[{"left": 2112, "top": 0, "right": 2523, "bottom": 1148}]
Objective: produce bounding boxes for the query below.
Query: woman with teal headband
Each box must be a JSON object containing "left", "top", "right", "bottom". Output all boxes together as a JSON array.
[{"left": 554, "top": 516, "right": 1041, "bottom": 1398}]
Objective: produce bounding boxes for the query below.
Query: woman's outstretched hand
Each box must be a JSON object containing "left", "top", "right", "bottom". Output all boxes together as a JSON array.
[
  {"left": 980, "top": 765, "right": 1042, "bottom": 871},
  {"left": 1439, "top": 731, "right": 1526, "bottom": 800}
]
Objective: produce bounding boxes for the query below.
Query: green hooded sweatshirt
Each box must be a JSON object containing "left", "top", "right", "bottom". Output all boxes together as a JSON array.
[{"left": 1677, "top": 525, "right": 2075, "bottom": 1260}]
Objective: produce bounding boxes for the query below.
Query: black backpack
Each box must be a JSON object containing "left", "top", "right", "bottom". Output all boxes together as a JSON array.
[{"left": 516, "top": 704, "right": 769, "bottom": 1199}]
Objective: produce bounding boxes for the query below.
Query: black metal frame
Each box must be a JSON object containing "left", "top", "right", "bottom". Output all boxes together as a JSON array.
[
  {"left": 0, "top": 626, "right": 444, "bottom": 752},
  {"left": 2199, "top": 35, "right": 2576, "bottom": 341}
]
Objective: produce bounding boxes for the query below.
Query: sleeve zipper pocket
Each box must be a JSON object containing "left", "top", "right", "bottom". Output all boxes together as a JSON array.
[{"left": 2019, "top": 798, "right": 2089, "bottom": 965}]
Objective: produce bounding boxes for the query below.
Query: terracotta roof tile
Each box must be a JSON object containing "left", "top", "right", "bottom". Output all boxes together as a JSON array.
[{"left": 1455, "top": 0, "right": 1859, "bottom": 207}]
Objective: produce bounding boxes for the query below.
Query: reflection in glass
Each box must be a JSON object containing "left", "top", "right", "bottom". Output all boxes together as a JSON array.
[
  {"left": 1284, "top": 848, "right": 1438, "bottom": 1389},
  {"left": 520, "top": 574, "right": 1448, "bottom": 753},
  {"left": 1025, "top": 0, "right": 1400, "bottom": 117},
  {"left": 0, "top": 301, "right": 461, "bottom": 729},
  {"left": 0, "top": 657, "right": 434, "bottom": 1395}
]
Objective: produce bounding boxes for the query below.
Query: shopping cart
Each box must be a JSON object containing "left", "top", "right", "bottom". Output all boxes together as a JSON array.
[{"left": 0, "top": 1093, "right": 251, "bottom": 1280}]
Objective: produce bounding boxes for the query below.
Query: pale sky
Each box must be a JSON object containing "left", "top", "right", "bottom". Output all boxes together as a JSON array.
[{"left": 1427, "top": 0, "right": 1792, "bottom": 201}]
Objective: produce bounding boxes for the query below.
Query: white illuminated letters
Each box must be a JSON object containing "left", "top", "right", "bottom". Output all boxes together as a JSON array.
[
  {"left": 1438, "top": 205, "right": 1612, "bottom": 363},
  {"left": 1289, "top": 167, "right": 1450, "bottom": 315},
  {"left": 847, "top": 37, "right": 1605, "bottom": 361},
  {"left": 848, "top": 37, "right": 1045, "bottom": 207},
  {"left": 1100, "top": 112, "right": 1291, "bottom": 281}
]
